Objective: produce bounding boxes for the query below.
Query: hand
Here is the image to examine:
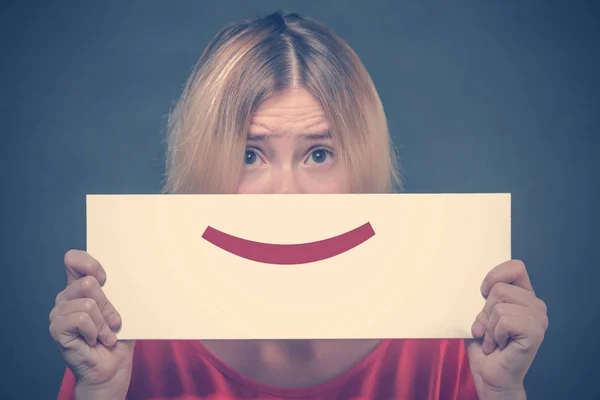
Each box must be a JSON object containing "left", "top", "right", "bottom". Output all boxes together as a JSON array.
[
  {"left": 49, "top": 250, "right": 136, "bottom": 397},
  {"left": 467, "top": 260, "right": 548, "bottom": 399}
]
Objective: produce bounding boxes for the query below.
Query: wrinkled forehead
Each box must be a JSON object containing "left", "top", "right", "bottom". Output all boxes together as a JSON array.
[{"left": 248, "top": 88, "right": 331, "bottom": 139}]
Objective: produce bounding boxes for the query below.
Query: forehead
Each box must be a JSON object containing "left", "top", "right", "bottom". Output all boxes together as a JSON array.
[{"left": 249, "top": 88, "right": 329, "bottom": 135}]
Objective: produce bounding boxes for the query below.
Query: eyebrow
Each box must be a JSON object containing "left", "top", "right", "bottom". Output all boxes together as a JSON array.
[{"left": 246, "top": 132, "right": 332, "bottom": 142}]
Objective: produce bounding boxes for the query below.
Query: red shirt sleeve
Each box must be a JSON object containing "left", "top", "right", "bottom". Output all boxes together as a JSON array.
[
  {"left": 457, "top": 340, "right": 479, "bottom": 399},
  {"left": 56, "top": 367, "right": 76, "bottom": 400}
]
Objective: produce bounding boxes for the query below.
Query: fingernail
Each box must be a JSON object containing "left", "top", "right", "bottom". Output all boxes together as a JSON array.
[
  {"left": 106, "top": 333, "right": 117, "bottom": 347},
  {"left": 481, "top": 281, "right": 489, "bottom": 296},
  {"left": 472, "top": 322, "right": 484, "bottom": 337},
  {"left": 109, "top": 314, "right": 120, "bottom": 329}
]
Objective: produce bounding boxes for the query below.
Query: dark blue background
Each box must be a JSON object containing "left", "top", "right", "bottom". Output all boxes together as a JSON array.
[{"left": 1, "top": 1, "right": 598, "bottom": 398}]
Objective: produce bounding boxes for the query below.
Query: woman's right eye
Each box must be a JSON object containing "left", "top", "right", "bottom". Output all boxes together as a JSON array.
[{"left": 244, "top": 149, "right": 264, "bottom": 166}]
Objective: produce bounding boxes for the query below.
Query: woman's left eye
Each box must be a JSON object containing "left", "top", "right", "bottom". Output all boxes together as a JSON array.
[{"left": 306, "top": 148, "right": 333, "bottom": 165}]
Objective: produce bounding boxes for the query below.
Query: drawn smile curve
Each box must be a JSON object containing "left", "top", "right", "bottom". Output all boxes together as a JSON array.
[{"left": 201, "top": 222, "right": 375, "bottom": 265}]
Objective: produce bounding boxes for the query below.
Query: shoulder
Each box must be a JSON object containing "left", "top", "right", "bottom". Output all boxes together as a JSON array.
[
  {"left": 375, "top": 339, "right": 477, "bottom": 399},
  {"left": 128, "top": 340, "right": 218, "bottom": 398},
  {"left": 130, "top": 340, "right": 215, "bottom": 380},
  {"left": 132, "top": 339, "right": 201, "bottom": 367}
]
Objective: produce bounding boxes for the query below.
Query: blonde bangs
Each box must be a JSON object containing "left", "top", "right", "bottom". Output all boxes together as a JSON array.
[{"left": 163, "top": 27, "right": 272, "bottom": 194}]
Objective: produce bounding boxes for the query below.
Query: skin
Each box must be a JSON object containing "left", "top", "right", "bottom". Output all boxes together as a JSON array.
[{"left": 49, "top": 88, "right": 548, "bottom": 399}]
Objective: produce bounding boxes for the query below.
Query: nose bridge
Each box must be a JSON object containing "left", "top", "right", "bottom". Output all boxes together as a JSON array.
[{"left": 272, "top": 164, "right": 301, "bottom": 194}]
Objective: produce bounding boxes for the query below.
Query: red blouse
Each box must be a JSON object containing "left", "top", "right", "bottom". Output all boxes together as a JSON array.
[{"left": 58, "top": 338, "right": 478, "bottom": 399}]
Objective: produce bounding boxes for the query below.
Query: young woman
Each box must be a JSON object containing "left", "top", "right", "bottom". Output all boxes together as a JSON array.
[{"left": 51, "top": 11, "right": 548, "bottom": 400}]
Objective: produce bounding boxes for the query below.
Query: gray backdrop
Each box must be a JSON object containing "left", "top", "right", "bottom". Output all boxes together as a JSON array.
[{"left": 2, "top": 1, "right": 598, "bottom": 398}]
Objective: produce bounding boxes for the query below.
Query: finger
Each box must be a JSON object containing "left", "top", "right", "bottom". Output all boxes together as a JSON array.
[
  {"left": 50, "top": 298, "right": 117, "bottom": 347},
  {"left": 55, "top": 276, "right": 121, "bottom": 331},
  {"left": 485, "top": 303, "right": 527, "bottom": 351},
  {"left": 64, "top": 249, "right": 106, "bottom": 286},
  {"left": 472, "top": 310, "right": 487, "bottom": 338},
  {"left": 473, "top": 311, "right": 495, "bottom": 352},
  {"left": 481, "top": 260, "right": 534, "bottom": 297},
  {"left": 474, "top": 301, "right": 546, "bottom": 353},
  {"left": 482, "top": 330, "right": 496, "bottom": 354},
  {"left": 482, "top": 282, "right": 547, "bottom": 321},
  {"left": 492, "top": 314, "right": 545, "bottom": 355},
  {"left": 483, "top": 301, "right": 548, "bottom": 355},
  {"left": 50, "top": 312, "right": 101, "bottom": 348}
]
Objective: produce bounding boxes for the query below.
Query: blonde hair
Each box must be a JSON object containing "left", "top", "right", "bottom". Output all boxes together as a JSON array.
[{"left": 162, "top": 11, "right": 402, "bottom": 194}]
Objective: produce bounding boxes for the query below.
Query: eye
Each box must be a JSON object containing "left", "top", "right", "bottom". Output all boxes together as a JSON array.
[
  {"left": 244, "top": 149, "right": 264, "bottom": 166},
  {"left": 306, "top": 148, "right": 333, "bottom": 165}
]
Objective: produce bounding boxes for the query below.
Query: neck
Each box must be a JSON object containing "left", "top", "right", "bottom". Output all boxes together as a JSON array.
[
  {"left": 256, "top": 339, "right": 328, "bottom": 365},
  {"left": 202, "top": 338, "right": 381, "bottom": 368}
]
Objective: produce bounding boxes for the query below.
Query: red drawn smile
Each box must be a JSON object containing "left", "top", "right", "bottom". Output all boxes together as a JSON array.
[{"left": 202, "top": 222, "right": 375, "bottom": 265}]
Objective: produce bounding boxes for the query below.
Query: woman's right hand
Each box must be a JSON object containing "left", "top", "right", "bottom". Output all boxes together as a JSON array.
[{"left": 49, "top": 250, "right": 135, "bottom": 398}]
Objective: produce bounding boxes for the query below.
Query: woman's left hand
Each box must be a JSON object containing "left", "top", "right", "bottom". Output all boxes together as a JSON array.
[{"left": 467, "top": 260, "right": 548, "bottom": 399}]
